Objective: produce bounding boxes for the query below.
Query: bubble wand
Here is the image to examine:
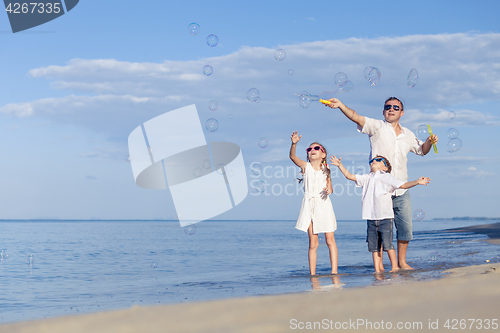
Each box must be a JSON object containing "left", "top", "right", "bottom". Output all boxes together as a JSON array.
[
  {"left": 427, "top": 124, "right": 438, "bottom": 154},
  {"left": 295, "top": 81, "right": 354, "bottom": 109}
]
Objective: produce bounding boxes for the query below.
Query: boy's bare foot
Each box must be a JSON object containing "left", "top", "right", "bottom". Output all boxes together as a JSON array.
[
  {"left": 399, "top": 263, "right": 413, "bottom": 270},
  {"left": 389, "top": 267, "right": 400, "bottom": 273}
]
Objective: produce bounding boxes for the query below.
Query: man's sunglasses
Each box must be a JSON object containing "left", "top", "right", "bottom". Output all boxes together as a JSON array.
[
  {"left": 369, "top": 157, "right": 387, "bottom": 167},
  {"left": 306, "top": 146, "right": 324, "bottom": 153},
  {"left": 384, "top": 104, "right": 401, "bottom": 111}
]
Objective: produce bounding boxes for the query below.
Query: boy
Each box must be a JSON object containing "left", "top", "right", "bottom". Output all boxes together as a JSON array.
[{"left": 330, "top": 155, "right": 430, "bottom": 272}]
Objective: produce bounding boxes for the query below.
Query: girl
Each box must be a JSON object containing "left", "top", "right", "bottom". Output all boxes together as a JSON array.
[{"left": 290, "top": 131, "right": 338, "bottom": 275}]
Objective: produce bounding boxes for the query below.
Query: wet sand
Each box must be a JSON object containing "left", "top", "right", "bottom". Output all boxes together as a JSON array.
[{"left": 2, "top": 223, "right": 499, "bottom": 333}]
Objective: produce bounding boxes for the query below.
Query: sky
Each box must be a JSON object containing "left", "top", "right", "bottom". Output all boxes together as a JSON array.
[{"left": 0, "top": 0, "right": 499, "bottom": 221}]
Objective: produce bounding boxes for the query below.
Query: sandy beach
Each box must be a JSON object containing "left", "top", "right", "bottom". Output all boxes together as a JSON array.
[{"left": 2, "top": 223, "right": 499, "bottom": 333}]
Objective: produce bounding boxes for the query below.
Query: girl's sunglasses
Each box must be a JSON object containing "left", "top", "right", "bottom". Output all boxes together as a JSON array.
[
  {"left": 306, "top": 146, "right": 324, "bottom": 153},
  {"left": 384, "top": 104, "right": 401, "bottom": 111},
  {"left": 369, "top": 157, "right": 387, "bottom": 167}
]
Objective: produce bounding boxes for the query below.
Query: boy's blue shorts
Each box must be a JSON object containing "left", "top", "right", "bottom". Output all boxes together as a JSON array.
[{"left": 366, "top": 218, "right": 394, "bottom": 252}]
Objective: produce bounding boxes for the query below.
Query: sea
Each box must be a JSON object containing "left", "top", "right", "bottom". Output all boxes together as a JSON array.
[{"left": 0, "top": 219, "right": 499, "bottom": 325}]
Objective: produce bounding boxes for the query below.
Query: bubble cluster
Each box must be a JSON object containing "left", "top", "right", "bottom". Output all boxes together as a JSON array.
[
  {"left": 188, "top": 23, "right": 200, "bottom": 36},
  {"left": 258, "top": 137, "right": 268, "bottom": 148},
  {"left": 364, "top": 66, "right": 381, "bottom": 86},
  {"left": 416, "top": 125, "right": 430, "bottom": 142},
  {"left": 208, "top": 100, "right": 218, "bottom": 111},
  {"left": 413, "top": 209, "right": 425, "bottom": 221},
  {"left": 447, "top": 128, "right": 459, "bottom": 139},
  {"left": 334, "top": 72, "right": 348, "bottom": 86},
  {"left": 288, "top": 69, "right": 294, "bottom": 76},
  {"left": 203, "top": 65, "right": 213, "bottom": 76},
  {"left": 251, "top": 162, "right": 263, "bottom": 176},
  {"left": 247, "top": 88, "right": 260, "bottom": 102},
  {"left": 274, "top": 49, "right": 286, "bottom": 61},
  {"left": 206, "top": 34, "right": 218, "bottom": 47},
  {"left": 298, "top": 93, "right": 311, "bottom": 109},
  {"left": 193, "top": 167, "right": 202, "bottom": 178},
  {"left": 448, "top": 111, "right": 456, "bottom": 119},
  {"left": 407, "top": 68, "right": 419, "bottom": 88},
  {"left": 205, "top": 118, "right": 219, "bottom": 132},
  {"left": 428, "top": 252, "right": 442, "bottom": 262},
  {"left": 255, "top": 180, "right": 266, "bottom": 193},
  {"left": 446, "top": 138, "right": 462, "bottom": 153},
  {"left": 184, "top": 225, "right": 196, "bottom": 235}
]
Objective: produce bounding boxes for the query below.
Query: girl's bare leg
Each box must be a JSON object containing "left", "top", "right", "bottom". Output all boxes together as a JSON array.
[
  {"left": 307, "top": 222, "right": 319, "bottom": 275},
  {"left": 325, "top": 232, "right": 338, "bottom": 274}
]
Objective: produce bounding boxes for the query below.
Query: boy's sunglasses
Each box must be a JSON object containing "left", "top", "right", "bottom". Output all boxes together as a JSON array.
[
  {"left": 369, "top": 157, "right": 387, "bottom": 167},
  {"left": 384, "top": 104, "right": 401, "bottom": 111},
  {"left": 306, "top": 146, "right": 324, "bottom": 153}
]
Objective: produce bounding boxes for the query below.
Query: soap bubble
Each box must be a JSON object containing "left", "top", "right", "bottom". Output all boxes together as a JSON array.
[
  {"left": 446, "top": 138, "right": 462, "bottom": 152},
  {"left": 413, "top": 209, "right": 425, "bottom": 221},
  {"left": 193, "top": 167, "right": 202, "bottom": 178},
  {"left": 258, "top": 137, "right": 268, "bottom": 148},
  {"left": 428, "top": 252, "right": 441, "bottom": 262},
  {"left": 228, "top": 114, "right": 233, "bottom": 119},
  {"left": 298, "top": 94, "right": 311, "bottom": 109},
  {"left": 251, "top": 162, "right": 263, "bottom": 176},
  {"left": 125, "top": 154, "right": 132, "bottom": 163},
  {"left": 203, "top": 65, "right": 213, "bottom": 76},
  {"left": 216, "top": 163, "right": 226, "bottom": 175},
  {"left": 447, "top": 128, "right": 459, "bottom": 139},
  {"left": 227, "top": 169, "right": 235, "bottom": 177},
  {"left": 151, "top": 261, "right": 158, "bottom": 268},
  {"left": 334, "top": 72, "right": 348, "bottom": 86},
  {"left": 364, "top": 66, "right": 381, "bottom": 86},
  {"left": 184, "top": 225, "right": 196, "bottom": 235},
  {"left": 407, "top": 68, "right": 419, "bottom": 88},
  {"left": 188, "top": 23, "right": 200, "bottom": 35},
  {"left": 274, "top": 49, "right": 286, "bottom": 61},
  {"left": 255, "top": 180, "right": 266, "bottom": 193},
  {"left": 416, "top": 125, "right": 429, "bottom": 142},
  {"left": 206, "top": 34, "right": 218, "bottom": 47},
  {"left": 208, "top": 100, "right": 218, "bottom": 111},
  {"left": 288, "top": 69, "right": 294, "bottom": 76},
  {"left": 247, "top": 88, "right": 260, "bottom": 102},
  {"left": 354, "top": 167, "right": 364, "bottom": 175},
  {"left": 448, "top": 111, "right": 456, "bottom": 119},
  {"left": 205, "top": 118, "right": 219, "bottom": 132},
  {"left": 0, "top": 250, "right": 7, "bottom": 260},
  {"left": 202, "top": 159, "right": 211, "bottom": 169},
  {"left": 147, "top": 146, "right": 154, "bottom": 157},
  {"left": 28, "top": 255, "right": 35, "bottom": 265}
]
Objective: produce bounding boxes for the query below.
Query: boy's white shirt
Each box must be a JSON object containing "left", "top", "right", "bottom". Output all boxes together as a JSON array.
[
  {"left": 355, "top": 171, "right": 405, "bottom": 220},
  {"left": 358, "top": 117, "right": 424, "bottom": 197}
]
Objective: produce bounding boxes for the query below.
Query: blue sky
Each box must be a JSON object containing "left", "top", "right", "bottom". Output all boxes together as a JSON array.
[{"left": 0, "top": 0, "right": 499, "bottom": 220}]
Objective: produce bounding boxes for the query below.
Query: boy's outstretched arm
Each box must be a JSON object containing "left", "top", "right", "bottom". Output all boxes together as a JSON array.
[
  {"left": 290, "top": 131, "right": 307, "bottom": 171},
  {"left": 330, "top": 155, "right": 356, "bottom": 181},
  {"left": 400, "top": 177, "right": 431, "bottom": 189},
  {"left": 325, "top": 98, "right": 366, "bottom": 128}
]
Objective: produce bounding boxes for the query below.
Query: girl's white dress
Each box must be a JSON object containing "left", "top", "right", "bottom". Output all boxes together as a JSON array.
[{"left": 295, "top": 163, "right": 337, "bottom": 234}]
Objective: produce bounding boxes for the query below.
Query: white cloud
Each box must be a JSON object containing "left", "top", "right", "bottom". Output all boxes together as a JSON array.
[{"left": 2, "top": 32, "right": 500, "bottom": 141}]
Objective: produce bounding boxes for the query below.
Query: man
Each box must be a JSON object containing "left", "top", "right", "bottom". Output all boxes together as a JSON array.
[{"left": 326, "top": 97, "right": 438, "bottom": 269}]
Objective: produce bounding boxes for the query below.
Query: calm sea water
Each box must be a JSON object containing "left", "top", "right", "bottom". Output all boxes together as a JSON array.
[{"left": 0, "top": 219, "right": 499, "bottom": 324}]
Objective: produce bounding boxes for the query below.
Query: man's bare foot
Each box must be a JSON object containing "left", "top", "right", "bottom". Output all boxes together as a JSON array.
[
  {"left": 389, "top": 267, "right": 400, "bottom": 273},
  {"left": 399, "top": 263, "right": 413, "bottom": 270}
]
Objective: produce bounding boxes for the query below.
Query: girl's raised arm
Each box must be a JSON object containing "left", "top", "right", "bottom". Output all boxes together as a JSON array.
[{"left": 290, "top": 131, "right": 307, "bottom": 171}]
